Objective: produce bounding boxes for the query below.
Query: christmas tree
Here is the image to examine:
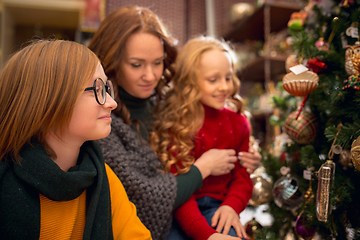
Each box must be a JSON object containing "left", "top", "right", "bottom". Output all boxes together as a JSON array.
[{"left": 251, "top": 1, "right": 360, "bottom": 239}]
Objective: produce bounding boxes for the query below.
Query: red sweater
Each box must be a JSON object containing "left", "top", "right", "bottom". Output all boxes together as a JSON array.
[{"left": 172, "top": 105, "right": 253, "bottom": 240}]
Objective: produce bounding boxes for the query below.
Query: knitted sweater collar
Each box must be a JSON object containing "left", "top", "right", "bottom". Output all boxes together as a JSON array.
[
  {"left": 0, "top": 141, "right": 113, "bottom": 240},
  {"left": 118, "top": 86, "right": 150, "bottom": 111}
]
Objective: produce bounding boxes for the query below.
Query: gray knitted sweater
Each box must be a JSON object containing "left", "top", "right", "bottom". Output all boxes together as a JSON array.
[{"left": 97, "top": 113, "right": 177, "bottom": 240}]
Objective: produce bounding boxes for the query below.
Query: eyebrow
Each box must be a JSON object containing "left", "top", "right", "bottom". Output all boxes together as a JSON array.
[{"left": 129, "top": 56, "right": 165, "bottom": 61}]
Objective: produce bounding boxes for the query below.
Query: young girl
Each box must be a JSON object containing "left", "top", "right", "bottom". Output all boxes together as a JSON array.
[
  {"left": 150, "top": 36, "right": 253, "bottom": 240},
  {"left": 0, "top": 39, "right": 151, "bottom": 240}
]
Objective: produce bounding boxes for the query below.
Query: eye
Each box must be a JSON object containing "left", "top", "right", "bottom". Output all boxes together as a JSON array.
[
  {"left": 131, "top": 63, "right": 141, "bottom": 68},
  {"left": 208, "top": 78, "right": 216, "bottom": 83},
  {"left": 226, "top": 76, "right": 232, "bottom": 81}
]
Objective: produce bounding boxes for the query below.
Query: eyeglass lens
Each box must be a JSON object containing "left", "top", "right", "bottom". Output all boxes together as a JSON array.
[{"left": 95, "top": 78, "right": 114, "bottom": 105}]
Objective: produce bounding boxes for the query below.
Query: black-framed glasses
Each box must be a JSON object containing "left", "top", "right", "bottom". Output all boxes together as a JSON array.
[{"left": 84, "top": 78, "right": 115, "bottom": 105}]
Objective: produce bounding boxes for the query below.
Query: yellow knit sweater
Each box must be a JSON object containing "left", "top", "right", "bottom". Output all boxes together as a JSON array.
[{"left": 39, "top": 164, "right": 152, "bottom": 240}]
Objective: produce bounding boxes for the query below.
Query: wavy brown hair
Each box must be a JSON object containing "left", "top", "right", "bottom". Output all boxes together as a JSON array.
[
  {"left": 88, "top": 5, "right": 178, "bottom": 124},
  {"left": 0, "top": 40, "right": 99, "bottom": 162},
  {"left": 150, "top": 36, "right": 243, "bottom": 175}
]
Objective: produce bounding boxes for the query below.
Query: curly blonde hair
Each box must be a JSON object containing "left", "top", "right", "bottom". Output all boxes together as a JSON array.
[{"left": 150, "top": 36, "right": 243, "bottom": 175}]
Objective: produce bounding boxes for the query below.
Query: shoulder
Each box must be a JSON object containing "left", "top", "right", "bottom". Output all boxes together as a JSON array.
[{"left": 223, "top": 108, "right": 249, "bottom": 123}]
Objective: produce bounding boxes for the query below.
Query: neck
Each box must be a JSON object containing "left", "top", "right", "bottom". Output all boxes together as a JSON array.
[{"left": 45, "top": 132, "right": 82, "bottom": 172}]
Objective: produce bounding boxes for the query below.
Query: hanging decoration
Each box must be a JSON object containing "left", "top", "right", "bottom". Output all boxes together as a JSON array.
[
  {"left": 244, "top": 218, "right": 263, "bottom": 240},
  {"left": 284, "top": 109, "right": 318, "bottom": 145},
  {"left": 316, "top": 124, "right": 341, "bottom": 222},
  {"left": 288, "top": 12, "right": 308, "bottom": 31},
  {"left": 295, "top": 166, "right": 317, "bottom": 240},
  {"left": 273, "top": 166, "right": 304, "bottom": 211},
  {"left": 249, "top": 174, "right": 273, "bottom": 206},
  {"left": 306, "top": 58, "right": 327, "bottom": 74},
  {"left": 282, "top": 69, "right": 319, "bottom": 118},
  {"left": 351, "top": 135, "right": 360, "bottom": 171},
  {"left": 343, "top": 42, "right": 360, "bottom": 90},
  {"left": 315, "top": 37, "right": 329, "bottom": 51},
  {"left": 282, "top": 70, "right": 319, "bottom": 97},
  {"left": 338, "top": 149, "right": 352, "bottom": 169}
]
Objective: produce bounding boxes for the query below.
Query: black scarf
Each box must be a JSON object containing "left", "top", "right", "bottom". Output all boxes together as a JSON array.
[{"left": 0, "top": 141, "right": 113, "bottom": 240}]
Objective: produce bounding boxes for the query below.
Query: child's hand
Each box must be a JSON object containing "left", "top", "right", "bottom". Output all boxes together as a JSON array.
[
  {"left": 207, "top": 233, "right": 243, "bottom": 240},
  {"left": 238, "top": 145, "right": 261, "bottom": 174},
  {"left": 211, "top": 205, "right": 249, "bottom": 239}
]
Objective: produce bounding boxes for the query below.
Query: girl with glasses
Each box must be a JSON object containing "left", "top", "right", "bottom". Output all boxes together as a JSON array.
[{"left": 0, "top": 39, "right": 152, "bottom": 240}]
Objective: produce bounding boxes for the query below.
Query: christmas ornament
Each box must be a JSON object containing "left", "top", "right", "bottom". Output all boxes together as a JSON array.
[
  {"left": 332, "top": 144, "right": 342, "bottom": 154},
  {"left": 343, "top": 42, "right": 360, "bottom": 90},
  {"left": 249, "top": 175, "right": 273, "bottom": 207},
  {"left": 273, "top": 132, "right": 293, "bottom": 157},
  {"left": 316, "top": 124, "right": 339, "bottom": 222},
  {"left": 316, "top": 160, "right": 335, "bottom": 222},
  {"left": 339, "top": 149, "right": 352, "bottom": 169},
  {"left": 295, "top": 210, "right": 317, "bottom": 240},
  {"left": 284, "top": 109, "right": 318, "bottom": 145},
  {"left": 295, "top": 167, "right": 317, "bottom": 240},
  {"left": 306, "top": 58, "right": 327, "bottom": 74},
  {"left": 287, "top": 12, "right": 307, "bottom": 31},
  {"left": 282, "top": 70, "right": 319, "bottom": 97},
  {"left": 345, "top": 22, "right": 359, "bottom": 39},
  {"left": 343, "top": 75, "right": 360, "bottom": 90},
  {"left": 273, "top": 174, "right": 304, "bottom": 211},
  {"left": 344, "top": 42, "right": 360, "bottom": 76},
  {"left": 245, "top": 218, "right": 263, "bottom": 240},
  {"left": 315, "top": 37, "right": 329, "bottom": 51},
  {"left": 351, "top": 135, "right": 360, "bottom": 171},
  {"left": 340, "top": 0, "right": 354, "bottom": 8}
]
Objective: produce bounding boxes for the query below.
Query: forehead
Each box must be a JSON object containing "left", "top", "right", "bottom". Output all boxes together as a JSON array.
[
  {"left": 199, "top": 49, "right": 232, "bottom": 72},
  {"left": 124, "top": 32, "right": 164, "bottom": 57}
]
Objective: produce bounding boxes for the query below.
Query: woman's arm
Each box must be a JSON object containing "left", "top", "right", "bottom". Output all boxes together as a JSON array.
[{"left": 174, "top": 148, "right": 238, "bottom": 209}]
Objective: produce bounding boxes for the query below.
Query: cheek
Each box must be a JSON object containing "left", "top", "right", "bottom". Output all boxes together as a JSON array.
[
  {"left": 120, "top": 67, "right": 140, "bottom": 89},
  {"left": 154, "top": 65, "right": 164, "bottom": 82}
]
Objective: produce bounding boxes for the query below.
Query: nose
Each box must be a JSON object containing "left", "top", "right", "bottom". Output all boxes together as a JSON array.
[
  {"left": 218, "top": 78, "right": 230, "bottom": 91},
  {"left": 142, "top": 65, "right": 156, "bottom": 82},
  {"left": 104, "top": 92, "right": 118, "bottom": 110}
]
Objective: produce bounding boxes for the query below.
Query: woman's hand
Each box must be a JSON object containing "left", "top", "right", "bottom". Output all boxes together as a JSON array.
[
  {"left": 211, "top": 205, "right": 248, "bottom": 239},
  {"left": 238, "top": 145, "right": 261, "bottom": 174},
  {"left": 194, "top": 149, "right": 237, "bottom": 179}
]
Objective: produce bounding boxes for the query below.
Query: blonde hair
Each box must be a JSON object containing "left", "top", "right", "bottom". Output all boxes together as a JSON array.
[
  {"left": 88, "top": 5, "right": 178, "bottom": 124},
  {"left": 0, "top": 39, "right": 99, "bottom": 162},
  {"left": 150, "top": 36, "right": 243, "bottom": 175}
]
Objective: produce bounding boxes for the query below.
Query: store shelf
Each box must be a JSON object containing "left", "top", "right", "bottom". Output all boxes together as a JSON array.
[
  {"left": 238, "top": 54, "right": 287, "bottom": 82},
  {"left": 224, "top": 0, "right": 303, "bottom": 42}
]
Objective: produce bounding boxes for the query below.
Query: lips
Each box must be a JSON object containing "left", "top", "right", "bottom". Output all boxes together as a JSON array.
[
  {"left": 99, "top": 114, "right": 112, "bottom": 120},
  {"left": 214, "top": 95, "right": 227, "bottom": 101}
]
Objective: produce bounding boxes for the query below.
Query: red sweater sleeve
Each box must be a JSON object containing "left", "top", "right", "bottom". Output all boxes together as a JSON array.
[
  {"left": 220, "top": 119, "right": 253, "bottom": 214},
  {"left": 173, "top": 195, "right": 216, "bottom": 240}
]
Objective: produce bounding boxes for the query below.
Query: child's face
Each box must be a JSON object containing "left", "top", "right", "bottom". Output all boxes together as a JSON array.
[
  {"left": 119, "top": 32, "right": 165, "bottom": 99},
  {"left": 198, "top": 49, "right": 234, "bottom": 110},
  {"left": 66, "top": 63, "right": 117, "bottom": 143}
]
